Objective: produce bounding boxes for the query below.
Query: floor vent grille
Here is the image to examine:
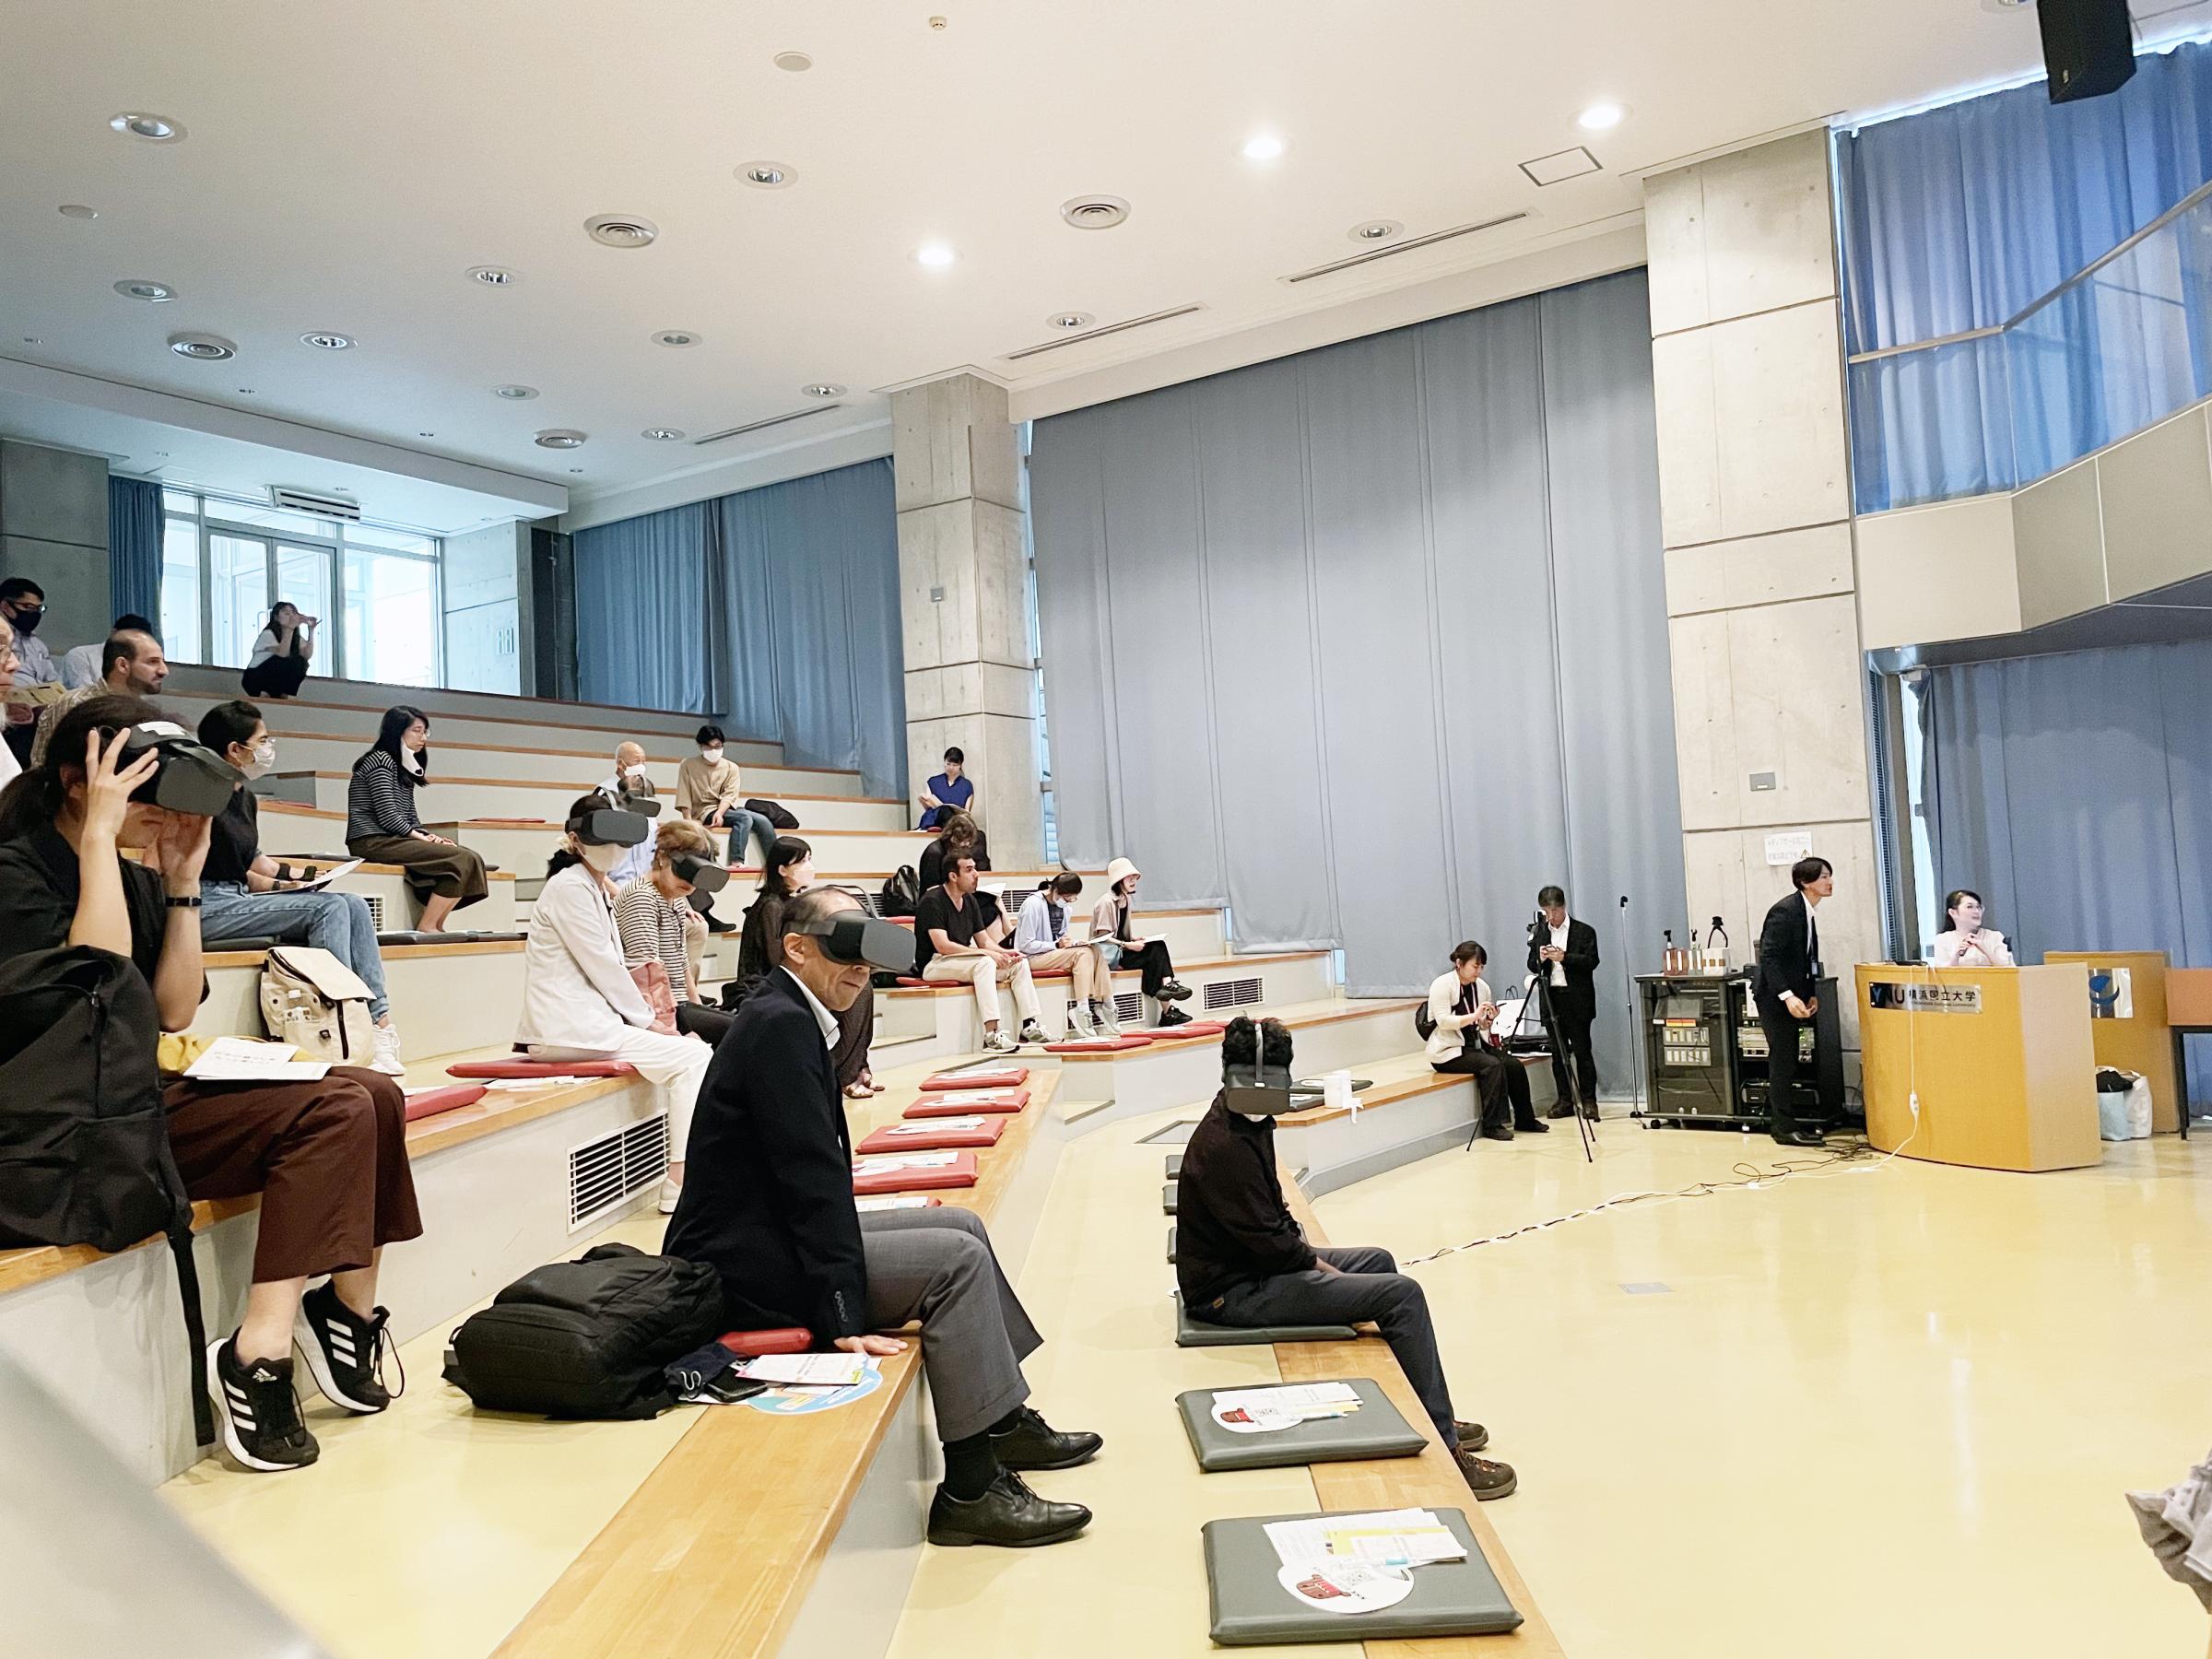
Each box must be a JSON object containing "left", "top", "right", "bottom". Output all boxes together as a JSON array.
[{"left": 569, "top": 1112, "right": 669, "bottom": 1230}]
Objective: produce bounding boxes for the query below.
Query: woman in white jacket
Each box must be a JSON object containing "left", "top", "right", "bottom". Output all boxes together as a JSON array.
[
  {"left": 518, "top": 793, "right": 713, "bottom": 1213},
  {"left": 1929, "top": 888, "right": 2016, "bottom": 968},
  {"left": 1426, "top": 940, "right": 1545, "bottom": 1142}
]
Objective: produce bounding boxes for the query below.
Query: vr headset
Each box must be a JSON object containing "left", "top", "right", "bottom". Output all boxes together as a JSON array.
[
  {"left": 118, "top": 722, "right": 241, "bottom": 818},
  {"left": 1222, "top": 1057, "right": 1304, "bottom": 1118},
  {"left": 565, "top": 806, "right": 651, "bottom": 847},
  {"left": 788, "top": 908, "right": 916, "bottom": 974},
  {"left": 670, "top": 853, "right": 730, "bottom": 895}
]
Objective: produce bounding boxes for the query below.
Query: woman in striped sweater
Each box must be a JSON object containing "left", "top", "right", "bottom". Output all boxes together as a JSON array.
[
  {"left": 345, "top": 706, "right": 489, "bottom": 933},
  {"left": 615, "top": 816, "right": 733, "bottom": 1045}
]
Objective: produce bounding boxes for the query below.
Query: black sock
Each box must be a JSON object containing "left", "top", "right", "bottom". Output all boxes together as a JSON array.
[
  {"left": 987, "top": 1406, "right": 1026, "bottom": 1436},
  {"left": 942, "top": 1430, "right": 1000, "bottom": 1501}
]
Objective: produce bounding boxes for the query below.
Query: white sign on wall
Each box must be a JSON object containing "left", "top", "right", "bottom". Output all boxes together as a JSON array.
[{"left": 1764, "top": 830, "right": 1814, "bottom": 867}]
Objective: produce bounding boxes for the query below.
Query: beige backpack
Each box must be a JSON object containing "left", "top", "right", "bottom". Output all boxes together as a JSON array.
[{"left": 259, "top": 946, "right": 378, "bottom": 1066}]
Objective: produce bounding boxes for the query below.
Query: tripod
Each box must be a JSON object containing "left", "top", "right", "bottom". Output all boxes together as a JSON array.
[{"left": 1528, "top": 914, "right": 1597, "bottom": 1165}]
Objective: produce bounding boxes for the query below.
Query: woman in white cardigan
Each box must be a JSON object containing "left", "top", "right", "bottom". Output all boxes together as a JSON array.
[
  {"left": 1929, "top": 888, "right": 2015, "bottom": 968},
  {"left": 518, "top": 793, "right": 712, "bottom": 1213},
  {"left": 1426, "top": 939, "right": 1544, "bottom": 1141}
]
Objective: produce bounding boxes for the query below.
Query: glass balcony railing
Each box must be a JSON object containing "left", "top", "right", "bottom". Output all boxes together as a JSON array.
[{"left": 1848, "top": 178, "right": 2212, "bottom": 513}]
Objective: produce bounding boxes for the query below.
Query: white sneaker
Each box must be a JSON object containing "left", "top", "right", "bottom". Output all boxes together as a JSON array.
[
  {"left": 1095, "top": 1000, "right": 1123, "bottom": 1036},
  {"left": 982, "top": 1030, "right": 1019, "bottom": 1054},
  {"left": 369, "top": 1023, "right": 406, "bottom": 1077},
  {"left": 1067, "top": 1004, "right": 1098, "bottom": 1040},
  {"left": 658, "top": 1176, "right": 682, "bottom": 1215}
]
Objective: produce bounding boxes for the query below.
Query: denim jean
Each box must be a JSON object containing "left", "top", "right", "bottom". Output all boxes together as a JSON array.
[
  {"left": 704, "top": 805, "right": 773, "bottom": 866},
  {"left": 201, "top": 881, "right": 392, "bottom": 1021}
]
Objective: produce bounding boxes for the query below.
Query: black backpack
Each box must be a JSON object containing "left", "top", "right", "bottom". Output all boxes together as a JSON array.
[
  {"left": 746, "top": 797, "right": 800, "bottom": 831},
  {"left": 444, "top": 1242, "right": 726, "bottom": 1419},
  {"left": 0, "top": 946, "right": 212, "bottom": 1445},
  {"left": 879, "top": 865, "right": 920, "bottom": 918},
  {"left": 1414, "top": 1002, "right": 1437, "bottom": 1042}
]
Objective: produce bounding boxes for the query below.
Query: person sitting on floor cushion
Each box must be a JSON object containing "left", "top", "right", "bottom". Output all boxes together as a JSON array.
[
  {"left": 1175, "top": 1015, "right": 1517, "bottom": 1500},
  {"left": 665, "top": 885, "right": 1101, "bottom": 1548}
]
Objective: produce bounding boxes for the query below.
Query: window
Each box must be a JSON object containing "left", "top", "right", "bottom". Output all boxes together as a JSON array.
[
  {"left": 209, "top": 534, "right": 268, "bottom": 668},
  {"left": 159, "top": 516, "right": 202, "bottom": 665},
  {"left": 343, "top": 547, "right": 439, "bottom": 686}
]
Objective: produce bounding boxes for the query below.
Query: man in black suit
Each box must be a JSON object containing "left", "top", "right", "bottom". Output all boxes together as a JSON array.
[
  {"left": 1528, "top": 885, "right": 1600, "bottom": 1121},
  {"left": 1753, "top": 855, "right": 1838, "bottom": 1147},
  {"left": 665, "top": 886, "right": 1101, "bottom": 1548}
]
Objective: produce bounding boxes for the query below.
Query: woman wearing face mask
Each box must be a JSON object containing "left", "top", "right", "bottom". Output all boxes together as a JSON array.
[
  {"left": 241, "top": 602, "right": 317, "bottom": 700},
  {"left": 346, "top": 706, "right": 488, "bottom": 933},
  {"left": 736, "top": 835, "right": 879, "bottom": 1097},
  {"left": 1930, "top": 888, "right": 2015, "bottom": 968},
  {"left": 196, "top": 700, "right": 405, "bottom": 1075},
  {"left": 677, "top": 724, "right": 773, "bottom": 868},
  {"left": 520, "top": 793, "right": 713, "bottom": 1212}
]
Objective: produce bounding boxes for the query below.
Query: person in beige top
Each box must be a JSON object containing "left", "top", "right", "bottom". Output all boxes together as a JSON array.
[{"left": 677, "top": 723, "right": 771, "bottom": 867}]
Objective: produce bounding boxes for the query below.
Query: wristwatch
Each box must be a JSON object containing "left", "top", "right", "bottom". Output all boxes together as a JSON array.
[{"left": 166, "top": 894, "right": 203, "bottom": 910}]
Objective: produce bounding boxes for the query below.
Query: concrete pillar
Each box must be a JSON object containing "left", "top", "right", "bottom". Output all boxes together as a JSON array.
[
  {"left": 890, "top": 373, "right": 1042, "bottom": 867},
  {"left": 1642, "top": 130, "right": 1881, "bottom": 1042},
  {"left": 0, "top": 441, "right": 111, "bottom": 647}
]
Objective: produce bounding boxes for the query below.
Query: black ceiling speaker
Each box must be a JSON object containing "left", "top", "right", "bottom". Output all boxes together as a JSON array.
[{"left": 2038, "top": 0, "right": 2137, "bottom": 104}]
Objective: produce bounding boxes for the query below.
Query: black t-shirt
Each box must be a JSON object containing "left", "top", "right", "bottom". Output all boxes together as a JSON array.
[
  {"left": 0, "top": 823, "right": 172, "bottom": 986},
  {"left": 204, "top": 787, "right": 260, "bottom": 887},
  {"left": 912, "top": 885, "right": 1002, "bottom": 974}
]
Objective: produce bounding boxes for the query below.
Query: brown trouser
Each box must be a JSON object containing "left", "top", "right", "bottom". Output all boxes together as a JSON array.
[
  {"left": 347, "top": 833, "right": 490, "bottom": 910},
  {"left": 162, "top": 1067, "right": 424, "bottom": 1284}
]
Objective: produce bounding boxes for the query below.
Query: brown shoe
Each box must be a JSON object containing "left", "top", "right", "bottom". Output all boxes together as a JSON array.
[{"left": 1453, "top": 1448, "right": 1517, "bottom": 1500}]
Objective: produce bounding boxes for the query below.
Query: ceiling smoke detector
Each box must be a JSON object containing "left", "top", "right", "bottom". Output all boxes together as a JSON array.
[
  {"left": 167, "top": 332, "right": 236, "bottom": 361},
  {"left": 800, "top": 382, "right": 846, "bottom": 398},
  {"left": 59, "top": 204, "right": 99, "bottom": 220},
  {"left": 1347, "top": 220, "right": 1403, "bottom": 243},
  {"left": 534, "top": 429, "right": 587, "bottom": 450},
  {"left": 492, "top": 383, "right": 539, "bottom": 400},
  {"left": 585, "top": 214, "right": 659, "bottom": 249},
  {"left": 114, "top": 279, "right": 178, "bottom": 302},
  {"left": 740, "top": 162, "right": 794, "bottom": 188},
  {"left": 110, "top": 112, "right": 184, "bottom": 142},
  {"left": 642, "top": 427, "right": 685, "bottom": 441},
  {"left": 300, "top": 332, "right": 355, "bottom": 350},
  {"left": 773, "top": 50, "right": 813, "bottom": 71},
  {"left": 467, "top": 265, "right": 519, "bottom": 286},
  {"left": 652, "top": 329, "right": 702, "bottom": 347},
  {"left": 1046, "top": 312, "right": 1094, "bottom": 331},
  {"left": 1061, "top": 195, "right": 1130, "bottom": 230}
]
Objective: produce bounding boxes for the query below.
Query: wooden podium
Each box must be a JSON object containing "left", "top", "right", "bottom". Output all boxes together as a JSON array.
[
  {"left": 2043, "top": 950, "right": 2181, "bottom": 1133},
  {"left": 1855, "top": 964, "right": 2100, "bottom": 1172}
]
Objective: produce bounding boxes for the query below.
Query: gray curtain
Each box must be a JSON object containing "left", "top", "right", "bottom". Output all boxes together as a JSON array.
[
  {"left": 1031, "top": 268, "right": 1684, "bottom": 1088},
  {"left": 569, "top": 460, "right": 906, "bottom": 797},
  {"left": 108, "top": 476, "right": 162, "bottom": 625},
  {"left": 1922, "top": 640, "right": 2212, "bottom": 1107}
]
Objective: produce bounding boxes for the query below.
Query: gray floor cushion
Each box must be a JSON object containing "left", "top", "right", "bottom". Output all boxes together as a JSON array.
[
  {"left": 1174, "top": 1293, "right": 1355, "bottom": 1347},
  {"left": 1202, "top": 1507, "right": 1521, "bottom": 1644},
  {"left": 1176, "top": 1377, "right": 1427, "bottom": 1471},
  {"left": 1165, "top": 1151, "right": 1183, "bottom": 1177},
  {"left": 1167, "top": 1224, "right": 1177, "bottom": 1264},
  {"left": 1163, "top": 1182, "right": 1177, "bottom": 1215}
]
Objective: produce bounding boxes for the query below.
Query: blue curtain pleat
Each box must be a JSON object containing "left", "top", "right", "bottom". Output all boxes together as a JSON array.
[
  {"left": 107, "top": 476, "right": 162, "bottom": 623},
  {"left": 571, "top": 501, "right": 716, "bottom": 715}
]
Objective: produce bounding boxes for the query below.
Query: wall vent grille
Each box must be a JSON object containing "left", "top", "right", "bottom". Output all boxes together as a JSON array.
[
  {"left": 1203, "top": 977, "right": 1264, "bottom": 1011},
  {"left": 568, "top": 1113, "right": 669, "bottom": 1230}
]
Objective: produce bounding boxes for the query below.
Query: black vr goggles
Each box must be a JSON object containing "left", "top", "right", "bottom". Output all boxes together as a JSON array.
[
  {"left": 788, "top": 908, "right": 916, "bottom": 974},
  {"left": 1222, "top": 1059, "right": 1302, "bottom": 1118},
  {"left": 566, "top": 806, "right": 651, "bottom": 847},
  {"left": 118, "top": 722, "right": 241, "bottom": 818},
  {"left": 670, "top": 853, "right": 730, "bottom": 895}
]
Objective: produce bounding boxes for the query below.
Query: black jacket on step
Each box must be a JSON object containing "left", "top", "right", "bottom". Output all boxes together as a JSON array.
[
  {"left": 663, "top": 967, "right": 866, "bottom": 1339},
  {"left": 1526, "top": 917, "right": 1600, "bottom": 1018}
]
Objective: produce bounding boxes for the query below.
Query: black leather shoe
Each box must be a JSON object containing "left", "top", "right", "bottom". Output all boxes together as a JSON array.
[
  {"left": 1155, "top": 1006, "right": 1193, "bottom": 1028},
  {"left": 1453, "top": 1449, "right": 1518, "bottom": 1500},
  {"left": 990, "top": 1406, "right": 1103, "bottom": 1471},
  {"left": 705, "top": 915, "right": 736, "bottom": 935},
  {"left": 1480, "top": 1126, "right": 1513, "bottom": 1142},
  {"left": 1771, "top": 1127, "right": 1826, "bottom": 1148},
  {"left": 1517, "top": 1119, "right": 1549, "bottom": 1135},
  {"left": 1156, "top": 979, "right": 1192, "bottom": 1004},
  {"left": 1546, "top": 1104, "right": 1575, "bottom": 1120},
  {"left": 927, "top": 1472, "right": 1092, "bottom": 1547},
  {"left": 1453, "top": 1420, "right": 1489, "bottom": 1452}
]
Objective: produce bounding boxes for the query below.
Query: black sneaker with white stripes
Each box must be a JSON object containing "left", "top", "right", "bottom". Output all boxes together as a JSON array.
[
  {"left": 294, "top": 1279, "right": 400, "bottom": 1414},
  {"left": 207, "top": 1336, "right": 319, "bottom": 1472}
]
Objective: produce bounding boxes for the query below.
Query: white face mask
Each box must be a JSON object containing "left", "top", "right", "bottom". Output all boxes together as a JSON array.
[
  {"left": 701, "top": 747, "right": 723, "bottom": 764},
  {"left": 578, "top": 841, "right": 623, "bottom": 873},
  {"left": 624, "top": 763, "right": 647, "bottom": 781},
  {"left": 240, "top": 737, "right": 276, "bottom": 779}
]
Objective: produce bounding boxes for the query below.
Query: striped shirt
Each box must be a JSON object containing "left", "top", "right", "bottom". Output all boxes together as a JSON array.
[
  {"left": 347, "top": 748, "right": 422, "bottom": 839},
  {"left": 615, "top": 877, "right": 694, "bottom": 1004}
]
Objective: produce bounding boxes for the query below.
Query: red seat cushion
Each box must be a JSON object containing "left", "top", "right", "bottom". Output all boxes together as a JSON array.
[
  {"left": 1032, "top": 970, "right": 1073, "bottom": 980},
  {"left": 446, "top": 1059, "right": 638, "bottom": 1079},
  {"left": 718, "top": 1327, "right": 812, "bottom": 1357},
  {"left": 895, "top": 975, "right": 929, "bottom": 987},
  {"left": 1147, "top": 1020, "right": 1228, "bottom": 1040},
  {"left": 856, "top": 1117, "right": 1007, "bottom": 1154},
  {"left": 851, "top": 1151, "right": 979, "bottom": 1194},
  {"left": 920, "top": 1067, "right": 1029, "bottom": 1091},
  {"left": 903, "top": 1088, "right": 1030, "bottom": 1118},
  {"left": 402, "top": 1083, "right": 488, "bottom": 1122},
  {"left": 1043, "top": 1035, "right": 1154, "bottom": 1053}
]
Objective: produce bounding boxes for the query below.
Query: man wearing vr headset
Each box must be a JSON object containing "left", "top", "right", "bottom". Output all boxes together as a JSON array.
[
  {"left": 667, "top": 886, "right": 1102, "bottom": 1549},
  {"left": 1175, "top": 1017, "right": 1518, "bottom": 1501},
  {"left": 598, "top": 744, "right": 663, "bottom": 888}
]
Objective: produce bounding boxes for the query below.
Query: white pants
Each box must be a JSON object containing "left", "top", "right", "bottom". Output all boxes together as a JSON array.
[
  {"left": 923, "top": 953, "right": 1041, "bottom": 1029},
  {"left": 527, "top": 1026, "right": 713, "bottom": 1164}
]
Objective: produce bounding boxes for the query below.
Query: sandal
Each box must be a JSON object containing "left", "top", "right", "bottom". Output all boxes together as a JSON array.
[{"left": 844, "top": 1081, "right": 875, "bottom": 1099}]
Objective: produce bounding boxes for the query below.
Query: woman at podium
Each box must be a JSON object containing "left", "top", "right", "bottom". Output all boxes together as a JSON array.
[{"left": 1930, "top": 888, "right": 2015, "bottom": 968}]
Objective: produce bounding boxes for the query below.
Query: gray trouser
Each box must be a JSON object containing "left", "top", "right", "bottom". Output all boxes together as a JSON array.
[
  {"left": 861, "top": 1205, "right": 1040, "bottom": 1443},
  {"left": 1208, "top": 1244, "right": 1459, "bottom": 1450}
]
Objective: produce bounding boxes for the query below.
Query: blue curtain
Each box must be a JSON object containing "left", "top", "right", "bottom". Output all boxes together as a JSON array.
[
  {"left": 1032, "top": 269, "right": 1683, "bottom": 1088},
  {"left": 571, "top": 461, "right": 906, "bottom": 797},
  {"left": 1839, "top": 38, "right": 2212, "bottom": 510},
  {"left": 107, "top": 476, "right": 161, "bottom": 624},
  {"left": 1921, "top": 641, "right": 2212, "bottom": 1110}
]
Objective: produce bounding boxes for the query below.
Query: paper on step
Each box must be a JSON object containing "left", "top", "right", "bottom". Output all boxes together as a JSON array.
[
  {"left": 883, "top": 1115, "right": 985, "bottom": 1135},
  {"left": 484, "top": 1075, "right": 583, "bottom": 1090},
  {"left": 1265, "top": 1509, "right": 1465, "bottom": 1571},
  {"left": 856, "top": 1195, "right": 935, "bottom": 1212},
  {"left": 735, "top": 1353, "right": 871, "bottom": 1389},
  {"left": 1210, "top": 1381, "right": 1361, "bottom": 1435},
  {"left": 852, "top": 1150, "right": 959, "bottom": 1174},
  {"left": 184, "top": 1036, "right": 330, "bottom": 1082},
  {"left": 923, "top": 1089, "right": 1018, "bottom": 1107},
  {"left": 939, "top": 1060, "right": 1019, "bottom": 1079}
]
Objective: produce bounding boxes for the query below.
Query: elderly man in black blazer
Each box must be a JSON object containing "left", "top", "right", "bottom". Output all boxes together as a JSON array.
[
  {"left": 1528, "top": 885, "right": 1601, "bottom": 1120},
  {"left": 1753, "top": 855, "right": 1837, "bottom": 1147},
  {"left": 665, "top": 885, "right": 1100, "bottom": 1547}
]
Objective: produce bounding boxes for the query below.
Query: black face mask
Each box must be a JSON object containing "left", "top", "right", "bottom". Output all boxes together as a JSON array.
[{"left": 6, "top": 603, "right": 42, "bottom": 636}]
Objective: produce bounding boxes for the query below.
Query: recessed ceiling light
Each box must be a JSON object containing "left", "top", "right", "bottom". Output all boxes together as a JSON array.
[
  {"left": 114, "top": 279, "right": 178, "bottom": 302},
  {"left": 168, "top": 332, "right": 237, "bottom": 361},
  {"left": 235, "top": 387, "right": 255, "bottom": 395},
  {"left": 110, "top": 112, "right": 184, "bottom": 142},
  {"left": 584, "top": 214, "right": 658, "bottom": 249},
  {"left": 1046, "top": 312, "right": 1094, "bottom": 331},
  {"left": 418, "top": 431, "right": 436, "bottom": 438},
  {"left": 20, "top": 336, "right": 41, "bottom": 347},
  {"left": 1240, "top": 134, "right": 1286, "bottom": 161},
  {"left": 739, "top": 162, "right": 794, "bottom": 188},
  {"left": 300, "top": 332, "right": 356, "bottom": 350},
  {"left": 492, "top": 383, "right": 539, "bottom": 400},
  {"left": 1347, "top": 219, "right": 1403, "bottom": 243},
  {"left": 915, "top": 243, "right": 958, "bottom": 268},
  {"left": 800, "top": 382, "right": 846, "bottom": 398},
  {"left": 467, "top": 265, "right": 519, "bottom": 286},
  {"left": 651, "top": 329, "right": 702, "bottom": 347},
  {"left": 58, "top": 204, "right": 98, "bottom": 220},
  {"left": 1577, "top": 101, "right": 1626, "bottom": 132},
  {"left": 1061, "top": 195, "right": 1130, "bottom": 230},
  {"left": 569, "top": 467, "right": 584, "bottom": 475},
  {"left": 773, "top": 50, "right": 813, "bottom": 71},
  {"left": 535, "top": 429, "right": 587, "bottom": 450},
  {"left": 642, "top": 427, "right": 685, "bottom": 441}
]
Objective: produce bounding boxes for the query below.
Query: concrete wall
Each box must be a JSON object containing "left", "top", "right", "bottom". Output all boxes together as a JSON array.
[
  {"left": 0, "top": 440, "right": 111, "bottom": 647},
  {"left": 441, "top": 520, "right": 529, "bottom": 695}
]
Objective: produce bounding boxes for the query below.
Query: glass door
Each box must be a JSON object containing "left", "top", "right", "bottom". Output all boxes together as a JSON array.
[
  {"left": 274, "top": 544, "right": 335, "bottom": 678},
  {"left": 208, "top": 534, "right": 272, "bottom": 669}
]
